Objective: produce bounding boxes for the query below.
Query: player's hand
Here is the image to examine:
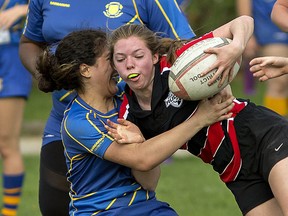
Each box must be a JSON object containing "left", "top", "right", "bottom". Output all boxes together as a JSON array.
[
  {"left": 105, "top": 119, "right": 145, "bottom": 144},
  {"left": 0, "top": 5, "right": 25, "bottom": 30},
  {"left": 217, "top": 84, "right": 233, "bottom": 102},
  {"left": 200, "top": 42, "right": 242, "bottom": 87},
  {"left": 196, "top": 93, "right": 234, "bottom": 126},
  {"left": 249, "top": 56, "right": 288, "bottom": 81}
]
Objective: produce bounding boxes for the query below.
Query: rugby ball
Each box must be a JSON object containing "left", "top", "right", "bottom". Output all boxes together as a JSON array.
[{"left": 168, "top": 37, "right": 242, "bottom": 101}]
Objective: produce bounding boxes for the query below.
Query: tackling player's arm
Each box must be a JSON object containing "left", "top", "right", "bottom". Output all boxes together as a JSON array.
[{"left": 104, "top": 93, "right": 234, "bottom": 171}]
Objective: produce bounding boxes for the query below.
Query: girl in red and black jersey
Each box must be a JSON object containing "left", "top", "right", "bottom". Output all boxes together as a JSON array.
[{"left": 108, "top": 17, "right": 288, "bottom": 216}]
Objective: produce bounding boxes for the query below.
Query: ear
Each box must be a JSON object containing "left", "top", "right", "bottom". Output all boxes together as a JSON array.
[
  {"left": 152, "top": 53, "right": 159, "bottom": 64},
  {"left": 80, "top": 63, "right": 91, "bottom": 78}
]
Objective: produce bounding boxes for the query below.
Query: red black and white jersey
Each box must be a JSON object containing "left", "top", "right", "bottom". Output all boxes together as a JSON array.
[{"left": 119, "top": 33, "right": 249, "bottom": 183}]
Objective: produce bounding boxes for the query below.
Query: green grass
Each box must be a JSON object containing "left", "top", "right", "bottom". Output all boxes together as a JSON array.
[
  {"left": 0, "top": 155, "right": 242, "bottom": 216},
  {"left": 158, "top": 157, "right": 241, "bottom": 216}
]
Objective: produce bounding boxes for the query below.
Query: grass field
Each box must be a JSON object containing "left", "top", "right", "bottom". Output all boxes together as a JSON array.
[
  {"left": 13, "top": 72, "right": 265, "bottom": 215},
  {"left": 0, "top": 156, "right": 242, "bottom": 216}
]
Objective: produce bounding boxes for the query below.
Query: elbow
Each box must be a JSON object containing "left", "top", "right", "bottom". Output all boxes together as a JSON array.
[
  {"left": 240, "top": 15, "right": 254, "bottom": 39},
  {"left": 241, "top": 15, "right": 254, "bottom": 29},
  {"left": 239, "top": 15, "right": 254, "bottom": 23},
  {"left": 142, "top": 183, "right": 157, "bottom": 191},
  {"left": 132, "top": 157, "right": 158, "bottom": 171}
]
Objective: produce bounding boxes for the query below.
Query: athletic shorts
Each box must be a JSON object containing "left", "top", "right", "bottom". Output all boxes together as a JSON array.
[
  {"left": 226, "top": 102, "right": 288, "bottom": 215},
  {"left": 0, "top": 44, "right": 32, "bottom": 98},
  {"left": 39, "top": 140, "right": 70, "bottom": 216}
]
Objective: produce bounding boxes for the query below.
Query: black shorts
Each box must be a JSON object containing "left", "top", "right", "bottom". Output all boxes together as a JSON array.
[
  {"left": 226, "top": 102, "right": 288, "bottom": 215},
  {"left": 39, "top": 141, "right": 70, "bottom": 216}
]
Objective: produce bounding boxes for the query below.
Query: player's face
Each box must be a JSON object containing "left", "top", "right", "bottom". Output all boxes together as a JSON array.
[
  {"left": 91, "top": 51, "right": 119, "bottom": 97},
  {"left": 113, "top": 36, "right": 159, "bottom": 92}
]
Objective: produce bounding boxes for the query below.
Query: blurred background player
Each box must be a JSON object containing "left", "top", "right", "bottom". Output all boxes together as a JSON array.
[
  {"left": 250, "top": 0, "right": 288, "bottom": 81},
  {"left": 0, "top": 0, "right": 31, "bottom": 215},
  {"left": 236, "top": 0, "right": 288, "bottom": 116}
]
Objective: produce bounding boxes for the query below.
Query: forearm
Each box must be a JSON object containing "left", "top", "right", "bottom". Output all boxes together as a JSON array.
[
  {"left": 14, "top": 4, "right": 28, "bottom": 17},
  {"left": 236, "top": 0, "right": 252, "bottom": 16},
  {"left": 228, "top": 16, "right": 254, "bottom": 53},
  {"left": 105, "top": 95, "right": 234, "bottom": 171},
  {"left": 19, "top": 36, "right": 45, "bottom": 78},
  {"left": 213, "top": 15, "right": 254, "bottom": 53},
  {"left": 132, "top": 166, "right": 161, "bottom": 191},
  {"left": 108, "top": 114, "right": 205, "bottom": 171}
]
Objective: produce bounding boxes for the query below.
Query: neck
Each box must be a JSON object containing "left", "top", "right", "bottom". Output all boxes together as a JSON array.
[
  {"left": 134, "top": 86, "right": 152, "bottom": 111},
  {"left": 78, "top": 91, "right": 114, "bottom": 113}
]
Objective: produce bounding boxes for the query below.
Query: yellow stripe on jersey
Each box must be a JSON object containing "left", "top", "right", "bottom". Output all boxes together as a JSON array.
[
  {"left": 132, "top": 0, "right": 144, "bottom": 24},
  {"left": 155, "top": 0, "right": 180, "bottom": 40},
  {"left": 59, "top": 90, "right": 75, "bottom": 101},
  {"left": 50, "top": 1, "right": 70, "bottom": 7},
  {"left": 128, "top": 186, "right": 141, "bottom": 206},
  {"left": 105, "top": 198, "right": 117, "bottom": 210}
]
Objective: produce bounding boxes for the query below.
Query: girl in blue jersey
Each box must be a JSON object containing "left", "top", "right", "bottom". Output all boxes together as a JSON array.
[
  {"left": 0, "top": 1, "right": 31, "bottom": 215},
  {"left": 107, "top": 19, "right": 288, "bottom": 216},
  {"left": 35, "top": 29, "right": 234, "bottom": 216},
  {"left": 18, "top": 0, "right": 195, "bottom": 214}
]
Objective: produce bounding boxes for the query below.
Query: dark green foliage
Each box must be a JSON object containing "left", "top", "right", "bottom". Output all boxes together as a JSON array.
[{"left": 185, "top": 0, "right": 237, "bottom": 36}]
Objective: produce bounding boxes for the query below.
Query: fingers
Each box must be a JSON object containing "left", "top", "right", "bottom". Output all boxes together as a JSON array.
[
  {"left": 217, "top": 112, "right": 233, "bottom": 121},
  {"left": 107, "top": 119, "right": 118, "bottom": 128},
  {"left": 117, "top": 118, "right": 130, "bottom": 126}
]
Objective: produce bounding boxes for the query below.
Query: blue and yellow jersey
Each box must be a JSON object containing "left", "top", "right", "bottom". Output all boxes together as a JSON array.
[
  {"left": 61, "top": 90, "right": 154, "bottom": 215},
  {"left": 23, "top": 0, "right": 195, "bottom": 145},
  {"left": 0, "top": 0, "right": 28, "bottom": 44}
]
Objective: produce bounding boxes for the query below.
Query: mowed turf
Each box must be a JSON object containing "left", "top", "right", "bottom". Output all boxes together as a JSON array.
[{"left": 0, "top": 155, "right": 242, "bottom": 216}]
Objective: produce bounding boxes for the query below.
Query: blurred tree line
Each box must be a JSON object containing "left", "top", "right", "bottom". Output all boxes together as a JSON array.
[{"left": 185, "top": 0, "right": 237, "bottom": 36}]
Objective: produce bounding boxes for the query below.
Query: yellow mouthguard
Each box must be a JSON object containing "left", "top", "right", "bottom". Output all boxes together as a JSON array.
[{"left": 128, "top": 73, "right": 139, "bottom": 79}]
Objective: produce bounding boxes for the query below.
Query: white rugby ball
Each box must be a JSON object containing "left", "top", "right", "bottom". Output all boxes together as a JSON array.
[{"left": 168, "top": 37, "right": 242, "bottom": 101}]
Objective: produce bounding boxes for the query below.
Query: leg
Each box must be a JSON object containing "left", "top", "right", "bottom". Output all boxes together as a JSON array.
[
  {"left": 261, "top": 44, "right": 288, "bottom": 116},
  {"left": 245, "top": 198, "right": 283, "bottom": 216},
  {"left": 39, "top": 141, "right": 70, "bottom": 216},
  {"left": 268, "top": 157, "right": 288, "bottom": 216},
  {"left": 0, "top": 98, "right": 26, "bottom": 216}
]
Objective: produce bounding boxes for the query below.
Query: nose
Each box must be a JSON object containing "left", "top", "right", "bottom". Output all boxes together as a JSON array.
[{"left": 126, "top": 56, "right": 134, "bottom": 70}]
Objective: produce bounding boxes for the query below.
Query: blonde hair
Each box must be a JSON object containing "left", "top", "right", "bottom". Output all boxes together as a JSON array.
[{"left": 108, "top": 24, "right": 189, "bottom": 65}]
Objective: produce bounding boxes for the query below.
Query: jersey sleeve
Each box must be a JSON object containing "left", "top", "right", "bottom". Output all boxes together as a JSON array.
[
  {"left": 62, "top": 111, "right": 114, "bottom": 159},
  {"left": 23, "top": 0, "right": 46, "bottom": 42},
  {"left": 137, "top": 0, "right": 195, "bottom": 40}
]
